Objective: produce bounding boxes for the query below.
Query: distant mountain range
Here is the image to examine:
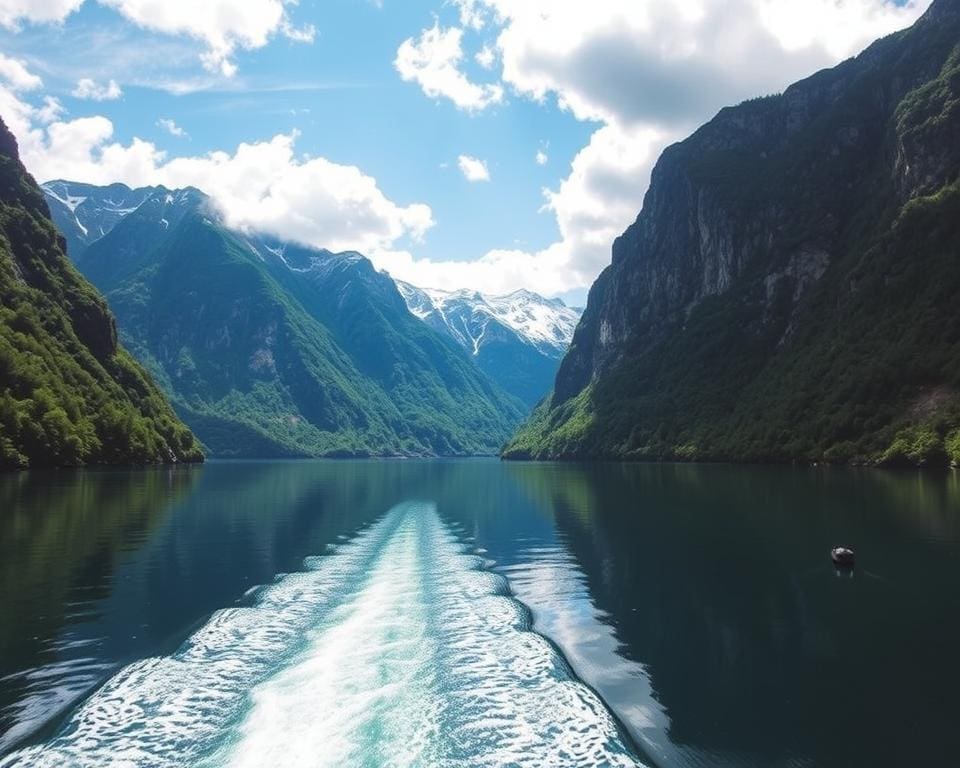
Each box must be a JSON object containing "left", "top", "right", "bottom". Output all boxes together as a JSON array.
[
  {"left": 0, "top": 119, "right": 202, "bottom": 469},
  {"left": 396, "top": 282, "right": 580, "bottom": 407},
  {"left": 505, "top": 0, "right": 960, "bottom": 466},
  {"left": 42, "top": 180, "right": 579, "bottom": 410},
  {"left": 42, "top": 180, "right": 525, "bottom": 458}
]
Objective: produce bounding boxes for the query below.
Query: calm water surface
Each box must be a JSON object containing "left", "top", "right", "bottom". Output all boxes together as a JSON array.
[{"left": 2, "top": 460, "right": 960, "bottom": 767}]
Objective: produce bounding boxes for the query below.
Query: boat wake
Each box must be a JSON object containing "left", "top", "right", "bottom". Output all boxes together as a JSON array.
[{"left": 2, "top": 502, "right": 642, "bottom": 767}]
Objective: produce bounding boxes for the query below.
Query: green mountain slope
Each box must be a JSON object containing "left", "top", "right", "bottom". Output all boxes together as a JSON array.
[
  {"left": 0, "top": 118, "right": 203, "bottom": 469},
  {"left": 505, "top": 0, "right": 960, "bottom": 466},
  {"left": 71, "top": 192, "right": 524, "bottom": 457}
]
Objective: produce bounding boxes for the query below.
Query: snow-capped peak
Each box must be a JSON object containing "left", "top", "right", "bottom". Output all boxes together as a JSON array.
[{"left": 395, "top": 280, "right": 581, "bottom": 357}]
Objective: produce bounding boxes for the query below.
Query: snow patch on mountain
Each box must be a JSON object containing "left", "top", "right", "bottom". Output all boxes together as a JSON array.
[{"left": 395, "top": 281, "right": 581, "bottom": 357}]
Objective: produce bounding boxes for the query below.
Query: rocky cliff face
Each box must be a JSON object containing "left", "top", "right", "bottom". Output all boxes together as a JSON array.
[{"left": 506, "top": 0, "right": 960, "bottom": 465}]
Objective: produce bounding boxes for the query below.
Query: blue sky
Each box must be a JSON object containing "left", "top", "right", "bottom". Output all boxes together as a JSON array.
[{"left": 0, "top": 0, "right": 931, "bottom": 302}]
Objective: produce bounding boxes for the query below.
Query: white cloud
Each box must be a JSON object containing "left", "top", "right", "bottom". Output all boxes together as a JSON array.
[
  {"left": 280, "top": 18, "right": 316, "bottom": 44},
  {"left": 756, "top": 0, "right": 930, "bottom": 58},
  {"left": 10, "top": 108, "right": 433, "bottom": 256},
  {"left": 1, "top": 0, "right": 314, "bottom": 77},
  {"left": 0, "top": 53, "right": 42, "bottom": 90},
  {"left": 475, "top": 44, "right": 495, "bottom": 69},
  {"left": 485, "top": 0, "right": 930, "bottom": 128},
  {"left": 0, "top": 85, "right": 41, "bottom": 156},
  {"left": 156, "top": 136, "right": 434, "bottom": 253},
  {"left": 454, "top": 0, "right": 487, "bottom": 30},
  {"left": 101, "top": 0, "right": 316, "bottom": 76},
  {"left": 457, "top": 154, "right": 490, "bottom": 182},
  {"left": 157, "top": 117, "right": 186, "bottom": 137},
  {"left": 393, "top": 0, "right": 931, "bottom": 294},
  {"left": 535, "top": 149, "right": 547, "bottom": 166},
  {"left": 395, "top": 23, "right": 502, "bottom": 112},
  {"left": 370, "top": 244, "right": 576, "bottom": 297},
  {"left": 36, "top": 95, "right": 65, "bottom": 122},
  {"left": 541, "top": 123, "right": 661, "bottom": 284},
  {"left": 72, "top": 77, "right": 123, "bottom": 100},
  {"left": 0, "top": 0, "right": 83, "bottom": 29}
]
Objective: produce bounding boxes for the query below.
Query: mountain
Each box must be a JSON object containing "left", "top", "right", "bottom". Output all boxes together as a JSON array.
[
  {"left": 0, "top": 118, "right": 203, "bottom": 469},
  {"left": 505, "top": 0, "right": 960, "bottom": 466},
  {"left": 40, "top": 180, "right": 159, "bottom": 261},
  {"left": 43, "top": 182, "right": 524, "bottom": 458},
  {"left": 395, "top": 282, "right": 581, "bottom": 407}
]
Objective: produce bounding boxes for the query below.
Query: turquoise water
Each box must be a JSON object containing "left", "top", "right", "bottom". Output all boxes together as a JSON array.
[{"left": 2, "top": 460, "right": 960, "bottom": 766}]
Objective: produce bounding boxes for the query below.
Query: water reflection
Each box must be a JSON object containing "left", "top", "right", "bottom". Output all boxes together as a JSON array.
[
  {"left": 0, "top": 467, "right": 199, "bottom": 751},
  {"left": 509, "top": 463, "right": 960, "bottom": 767},
  {"left": 2, "top": 461, "right": 960, "bottom": 768}
]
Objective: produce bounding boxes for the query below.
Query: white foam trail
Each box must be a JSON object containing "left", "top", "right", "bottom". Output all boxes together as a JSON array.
[{"left": 2, "top": 503, "right": 642, "bottom": 768}]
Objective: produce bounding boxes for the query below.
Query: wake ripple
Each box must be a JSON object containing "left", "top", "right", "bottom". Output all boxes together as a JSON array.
[{"left": 2, "top": 503, "right": 643, "bottom": 768}]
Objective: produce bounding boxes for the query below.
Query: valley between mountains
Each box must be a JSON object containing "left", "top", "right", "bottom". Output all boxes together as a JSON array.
[{"left": 37, "top": 179, "right": 580, "bottom": 460}]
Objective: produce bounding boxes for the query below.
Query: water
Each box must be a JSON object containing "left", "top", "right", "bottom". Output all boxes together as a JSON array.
[{"left": 1, "top": 461, "right": 960, "bottom": 767}]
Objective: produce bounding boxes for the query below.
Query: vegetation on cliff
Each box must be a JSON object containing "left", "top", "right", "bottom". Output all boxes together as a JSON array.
[
  {"left": 505, "top": 1, "right": 960, "bottom": 466},
  {"left": 0, "top": 118, "right": 203, "bottom": 468}
]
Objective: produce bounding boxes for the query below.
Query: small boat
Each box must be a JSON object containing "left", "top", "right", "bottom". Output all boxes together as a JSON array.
[{"left": 831, "top": 547, "right": 855, "bottom": 568}]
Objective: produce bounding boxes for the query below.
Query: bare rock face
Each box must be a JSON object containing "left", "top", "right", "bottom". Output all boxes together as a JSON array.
[{"left": 508, "top": 0, "right": 960, "bottom": 464}]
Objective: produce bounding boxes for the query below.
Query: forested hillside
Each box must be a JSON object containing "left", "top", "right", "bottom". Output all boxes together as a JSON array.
[
  {"left": 51, "top": 185, "right": 524, "bottom": 458},
  {"left": 0, "top": 118, "right": 202, "bottom": 469}
]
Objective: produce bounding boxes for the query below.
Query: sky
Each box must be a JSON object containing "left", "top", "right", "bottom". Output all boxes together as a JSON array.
[{"left": 0, "top": 0, "right": 932, "bottom": 303}]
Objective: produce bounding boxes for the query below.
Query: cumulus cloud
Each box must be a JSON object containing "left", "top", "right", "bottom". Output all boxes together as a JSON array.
[
  {"left": 72, "top": 77, "right": 122, "bottom": 100},
  {"left": 541, "top": 123, "right": 662, "bottom": 283},
  {"left": 488, "top": 0, "right": 930, "bottom": 129},
  {"left": 535, "top": 149, "right": 547, "bottom": 166},
  {"left": 157, "top": 117, "right": 186, "bottom": 137},
  {"left": 156, "top": 136, "right": 434, "bottom": 253},
  {"left": 370, "top": 244, "right": 576, "bottom": 297},
  {"left": 0, "top": 53, "right": 42, "bottom": 90},
  {"left": 756, "top": 0, "right": 930, "bottom": 58},
  {"left": 0, "top": 0, "right": 83, "bottom": 29},
  {"left": 457, "top": 154, "right": 490, "bottom": 182},
  {"left": 395, "top": 23, "right": 502, "bottom": 112},
  {"left": 0, "top": 85, "right": 40, "bottom": 156},
  {"left": 393, "top": 0, "right": 931, "bottom": 294},
  {"left": 5, "top": 99, "right": 433, "bottom": 256}
]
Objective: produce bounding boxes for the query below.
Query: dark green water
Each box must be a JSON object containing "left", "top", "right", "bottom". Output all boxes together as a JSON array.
[{"left": 2, "top": 460, "right": 960, "bottom": 767}]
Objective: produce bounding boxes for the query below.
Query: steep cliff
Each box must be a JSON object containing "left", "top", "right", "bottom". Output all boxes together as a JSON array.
[
  {"left": 0, "top": 118, "right": 203, "bottom": 468},
  {"left": 505, "top": 0, "right": 960, "bottom": 465}
]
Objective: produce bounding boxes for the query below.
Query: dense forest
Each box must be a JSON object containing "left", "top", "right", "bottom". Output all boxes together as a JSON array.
[{"left": 0, "top": 118, "right": 203, "bottom": 469}]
